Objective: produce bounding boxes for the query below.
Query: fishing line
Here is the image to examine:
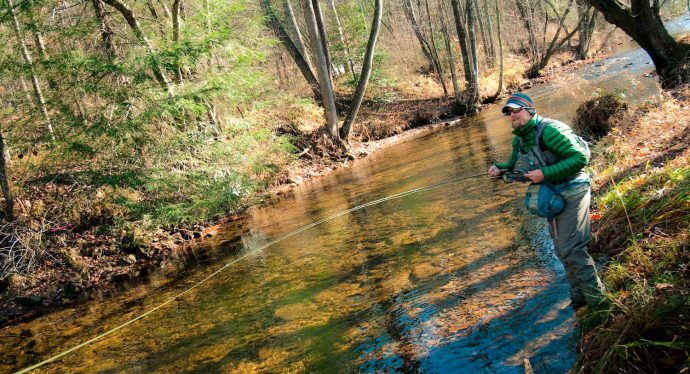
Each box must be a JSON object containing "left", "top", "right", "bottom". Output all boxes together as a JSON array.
[{"left": 15, "top": 171, "right": 489, "bottom": 373}]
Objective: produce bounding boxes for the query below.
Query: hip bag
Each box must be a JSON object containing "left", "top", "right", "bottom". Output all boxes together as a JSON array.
[{"left": 525, "top": 183, "right": 566, "bottom": 219}]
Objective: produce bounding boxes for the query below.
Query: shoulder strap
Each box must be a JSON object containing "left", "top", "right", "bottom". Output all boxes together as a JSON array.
[
  {"left": 531, "top": 117, "right": 553, "bottom": 166},
  {"left": 535, "top": 117, "right": 553, "bottom": 150}
]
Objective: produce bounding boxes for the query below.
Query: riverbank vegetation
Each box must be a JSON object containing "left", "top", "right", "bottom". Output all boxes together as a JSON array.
[{"left": 575, "top": 87, "right": 689, "bottom": 373}]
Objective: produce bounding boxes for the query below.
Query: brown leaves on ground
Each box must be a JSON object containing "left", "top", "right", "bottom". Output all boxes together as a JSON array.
[{"left": 578, "top": 84, "right": 690, "bottom": 374}]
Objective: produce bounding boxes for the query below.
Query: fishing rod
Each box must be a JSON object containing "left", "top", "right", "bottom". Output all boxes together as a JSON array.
[{"left": 14, "top": 170, "right": 496, "bottom": 374}]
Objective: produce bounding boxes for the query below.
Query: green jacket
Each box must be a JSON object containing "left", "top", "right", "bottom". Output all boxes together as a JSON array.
[{"left": 495, "top": 115, "right": 588, "bottom": 182}]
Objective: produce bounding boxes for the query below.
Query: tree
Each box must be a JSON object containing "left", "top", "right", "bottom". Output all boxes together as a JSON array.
[
  {"left": 0, "top": 127, "right": 13, "bottom": 222},
  {"left": 339, "top": 0, "right": 382, "bottom": 140},
  {"left": 485, "top": 0, "right": 504, "bottom": 103},
  {"left": 526, "top": 0, "right": 584, "bottom": 77},
  {"left": 450, "top": 0, "right": 480, "bottom": 110},
  {"left": 92, "top": 0, "right": 117, "bottom": 60},
  {"left": 6, "top": 0, "right": 54, "bottom": 141},
  {"left": 101, "top": 0, "right": 174, "bottom": 95},
  {"left": 576, "top": 0, "right": 597, "bottom": 60},
  {"left": 585, "top": 0, "right": 690, "bottom": 88},
  {"left": 326, "top": 0, "right": 356, "bottom": 79},
  {"left": 260, "top": 0, "right": 321, "bottom": 101},
  {"left": 302, "top": 0, "right": 339, "bottom": 136},
  {"left": 438, "top": 0, "right": 462, "bottom": 103},
  {"left": 403, "top": 0, "right": 448, "bottom": 98}
]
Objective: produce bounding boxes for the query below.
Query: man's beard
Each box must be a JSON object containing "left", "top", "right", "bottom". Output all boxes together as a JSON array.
[{"left": 511, "top": 120, "right": 526, "bottom": 130}]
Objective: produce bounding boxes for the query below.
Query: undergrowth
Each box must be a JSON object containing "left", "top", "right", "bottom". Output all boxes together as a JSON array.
[{"left": 574, "top": 88, "right": 690, "bottom": 373}]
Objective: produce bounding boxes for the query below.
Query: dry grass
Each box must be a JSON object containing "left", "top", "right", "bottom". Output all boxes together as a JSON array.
[
  {"left": 575, "top": 85, "right": 690, "bottom": 374},
  {"left": 573, "top": 91, "right": 629, "bottom": 141}
]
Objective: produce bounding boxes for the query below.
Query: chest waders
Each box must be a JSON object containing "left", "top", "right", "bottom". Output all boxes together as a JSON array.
[{"left": 515, "top": 119, "right": 604, "bottom": 308}]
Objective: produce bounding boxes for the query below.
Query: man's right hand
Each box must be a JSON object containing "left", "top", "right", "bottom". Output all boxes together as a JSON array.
[{"left": 488, "top": 165, "right": 502, "bottom": 177}]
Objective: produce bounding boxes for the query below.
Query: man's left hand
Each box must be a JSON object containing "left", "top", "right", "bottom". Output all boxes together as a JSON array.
[{"left": 525, "top": 169, "right": 545, "bottom": 183}]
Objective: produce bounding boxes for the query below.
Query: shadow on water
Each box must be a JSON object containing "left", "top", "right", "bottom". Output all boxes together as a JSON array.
[{"left": 2, "top": 112, "right": 572, "bottom": 374}]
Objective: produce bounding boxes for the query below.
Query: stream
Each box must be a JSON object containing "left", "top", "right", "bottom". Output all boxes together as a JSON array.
[{"left": 2, "top": 16, "right": 689, "bottom": 374}]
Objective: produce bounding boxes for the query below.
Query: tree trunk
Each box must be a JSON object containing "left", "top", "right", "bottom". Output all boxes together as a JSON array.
[
  {"left": 585, "top": 0, "right": 690, "bottom": 87},
  {"left": 483, "top": 0, "right": 496, "bottom": 65},
  {"left": 158, "top": 0, "right": 172, "bottom": 19},
  {"left": 311, "top": 0, "right": 334, "bottom": 78},
  {"left": 259, "top": 0, "right": 321, "bottom": 102},
  {"left": 339, "top": 0, "right": 382, "bottom": 140},
  {"left": 474, "top": 0, "right": 492, "bottom": 67},
  {"left": 19, "top": 76, "right": 35, "bottom": 109},
  {"left": 485, "top": 0, "right": 504, "bottom": 103},
  {"left": 92, "top": 0, "right": 117, "bottom": 60},
  {"left": 438, "top": 0, "right": 461, "bottom": 103},
  {"left": 146, "top": 0, "right": 167, "bottom": 37},
  {"left": 27, "top": 2, "right": 48, "bottom": 60},
  {"left": 527, "top": 0, "right": 583, "bottom": 77},
  {"left": 402, "top": 0, "right": 434, "bottom": 72},
  {"left": 0, "top": 129, "right": 13, "bottom": 222},
  {"left": 577, "top": 0, "right": 596, "bottom": 60},
  {"left": 326, "top": 0, "right": 356, "bottom": 79},
  {"left": 101, "top": 0, "right": 173, "bottom": 95},
  {"left": 423, "top": 0, "right": 448, "bottom": 98},
  {"left": 450, "top": 0, "right": 473, "bottom": 86},
  {"left": 8, "top": 0, "right": 55, "bottom": 141},
  {"left": 515, "top": 0, "right": 539, "bottom": 61},
  {"left": 284, "top": 0, "right": 312, "bottom": 70},
  {"left": 302, "top": 0, "right": 339, "bottom": 137},
  {"left": 466, "top": 0, "right": 480, "bottom": 104},
  {"left": 172, "top": 0, "right": 183, "bottom": 84}
]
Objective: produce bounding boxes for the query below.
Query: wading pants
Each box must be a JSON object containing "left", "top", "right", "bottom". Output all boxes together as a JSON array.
[{"left": 548, "top": 184, "right": 605, "bottom": 306}]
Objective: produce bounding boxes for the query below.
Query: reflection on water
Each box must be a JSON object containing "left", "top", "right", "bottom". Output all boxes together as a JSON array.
[
  {"left": 0, "top": 116, "right": 574, "bottom": 374},
  {"left": 2, "top": 21, "right": 684, "bottom": 371}
]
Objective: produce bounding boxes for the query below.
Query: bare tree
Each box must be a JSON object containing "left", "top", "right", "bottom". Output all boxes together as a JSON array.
[
  {"left": 284, "top": 0, "right": 312, "bottom": 69},
  {"left": 340, "top": 0, "right": 383, "bottom": 140},
  {"left": 438, "top": 0, "right": 461, "bottom": 103},
  {"left": 586, "top": 0, "right": 690, "bottom": 87},
  {"left": 485, "top": 0, "right": 504, "bottom": 103},
  {"left": 7, "top": 0, "right": 55, "bottom": 141},
  {"left": 450, "top": 0, "right": 479, "bottom": 110},
  {"left": 423, "top": 0, "right": 448, "bottom": 98},
  {"left": 515, "top": 0, "right": 539, "bottom": 61},
  {"left": 526, "top": 0, "right": 585, "bottom": 77},
  {"left": 311, "top": 0, "right": 334, "bottom": 78},
  {"left": 101, "top": 0, "right": 174, "bottom": 95},
  {"left": 577, "top": 0, "right": 597, "bottom": 60},
  {"left": 466, "top": 0, "right": 480, "bottom": 103},
  {"left": 172, "top": 0, "right": 183, "bottom": 83},
  {"left": 260, "top": 0, "right": 321, "bottom": 101},
  {"left": 403, "top": 0, "right": 448, "bottom": 97},
  {"left": 92, "top": 0, "right": 117, "bottom": 60},
  {"left": 326, "top": 0, "right": 356, "bottom": 79},
  {"left": 0, "top": 128, "right": 13, "bottom": 222},
  {"left": 302, "top": 0, "right": 339, "bottom": 136}
]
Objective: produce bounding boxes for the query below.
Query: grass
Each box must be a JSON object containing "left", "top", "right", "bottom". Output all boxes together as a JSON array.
[{"left": 574, "top": 87, "right": 690, "bottom": 373}]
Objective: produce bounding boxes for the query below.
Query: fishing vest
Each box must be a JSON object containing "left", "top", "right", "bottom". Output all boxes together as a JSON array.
[
  {"left": 516, "top": 118, "right": 590, "bottom": 219},
  {"left": 514, "top": 117, "right": 589, "bottom": 183}
]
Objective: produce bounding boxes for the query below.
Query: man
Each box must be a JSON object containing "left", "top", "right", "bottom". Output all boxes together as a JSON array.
[{"left": 488, "top": 92, "right": 606, "bottom": 311}]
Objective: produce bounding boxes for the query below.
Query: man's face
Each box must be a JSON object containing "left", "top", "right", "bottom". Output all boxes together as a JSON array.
[{"left": 507, "top": 107, "right": 532, "bottom": 130}]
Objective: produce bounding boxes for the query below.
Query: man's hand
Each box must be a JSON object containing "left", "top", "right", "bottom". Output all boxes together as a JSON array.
[
  {"left": 525, "top": 169, "right": 545, "bottom": 183},
  {"left": 488, "top": 165, "right": 502, "bottom": 178}
]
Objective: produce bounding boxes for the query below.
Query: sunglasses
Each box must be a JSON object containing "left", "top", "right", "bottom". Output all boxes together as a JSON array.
[{"left": 504, "top": 107, "right": 523, "bottom": 115}]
